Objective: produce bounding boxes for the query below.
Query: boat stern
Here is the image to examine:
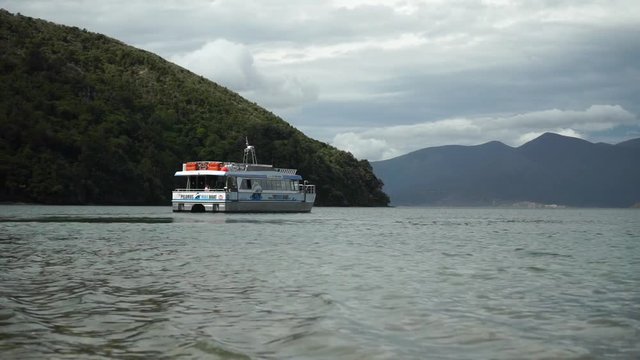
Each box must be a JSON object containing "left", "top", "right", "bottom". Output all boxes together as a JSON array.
[{"left": 172, "top": 191, "right": 228, "bottom": 212}]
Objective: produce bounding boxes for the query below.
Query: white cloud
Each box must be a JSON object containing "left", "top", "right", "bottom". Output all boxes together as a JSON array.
[
  {"left": 331, "top": 105, "right": 639, "bottom": 160},
  {"left": 332, "top": 133, "right": 402, "bottom": 160},
  {"left": 171, "top": 39, "right": 318, "bottom": 110},
  {"left": 516, "top": 129, "right": 584, "bottom": 145},
  {"left": 255, "top": 33, "right": 428, "bottom": 65},
  {"left": 499, "top": 105, "right": 637, "bottom": 132},
  {"left": 172, "top": 39, "right": 256, "bottom": 91}
]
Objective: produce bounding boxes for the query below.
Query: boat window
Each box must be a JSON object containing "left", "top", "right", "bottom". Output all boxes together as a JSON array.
[
  {"left": 266, "top": 180, "right": 278, "bottom": 190},
  {"left": 227, "top": 177, "right": 238, "bottom": 191},
  {"left": 247, "top": 179, "right": 299, "bottom": 191},
  {"left": 174, "top": 176, "right": 190, "bottom": 190},
  {"left": 240, "top": 179, "right": 252, "bottom": 190},
  {"left": 212, "top": 176, "right": 226, "bottom": 190},
  {"left": 240, "top": 178, "right": 299, "bottom": 191},
  {"left": 254, "top": 179, "right": 266, "bottom": 189}
]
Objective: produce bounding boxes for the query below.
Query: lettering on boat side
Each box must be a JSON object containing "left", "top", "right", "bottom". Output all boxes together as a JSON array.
[{"left": 180, "top": 194, "right": 225, "bottom": 200}]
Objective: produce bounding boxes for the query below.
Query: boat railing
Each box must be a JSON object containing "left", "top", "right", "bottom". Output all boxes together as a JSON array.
[
  {"left": 275, "top": 168, "right": 297, "bottom": 175},
  {"left": 173, "top": 188, "right": 227, "bottom": 192},
  {"left": 245, "top": 164, "right": 274, "bottom": 171},
  {"left": 300, "top": 184, "right": 316, "bottom": 194},
  {"left": 226, "top": 163, "right": 294, "bottom": 172}
]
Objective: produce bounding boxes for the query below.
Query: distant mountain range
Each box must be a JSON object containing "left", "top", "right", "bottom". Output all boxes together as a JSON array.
[{"left": 371, "top": 133, "right": 640, "bottom": 207}]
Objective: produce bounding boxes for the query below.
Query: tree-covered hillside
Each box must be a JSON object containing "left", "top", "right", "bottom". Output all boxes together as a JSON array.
[{"left": 0, "top": 10, "right": 389, "bottom": 206}]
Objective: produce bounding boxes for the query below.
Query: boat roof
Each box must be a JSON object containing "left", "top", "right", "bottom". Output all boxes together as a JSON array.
[{"left": 174, "top": 170, "right": 302, "bottom": 180}]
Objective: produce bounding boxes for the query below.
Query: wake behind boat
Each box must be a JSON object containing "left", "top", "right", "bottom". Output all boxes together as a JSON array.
[{"left": 172, "top": 140, "right": 316, "bottom": 213}]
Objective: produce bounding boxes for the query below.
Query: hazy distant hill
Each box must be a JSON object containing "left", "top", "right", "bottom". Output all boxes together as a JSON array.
[
  {"left": 372, "top": 133, "right": 640, "bottom": 207},
  {"left": 615, "top": 138, "right": 640, "bottom": 149},
  {"left": 0, "top": 10, "right": 389, "bottom": 206}
]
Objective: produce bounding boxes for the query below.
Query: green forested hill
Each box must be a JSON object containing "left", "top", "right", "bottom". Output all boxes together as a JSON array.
[{"left": 0, "top": 10, "right": 388, "bottom": 206}]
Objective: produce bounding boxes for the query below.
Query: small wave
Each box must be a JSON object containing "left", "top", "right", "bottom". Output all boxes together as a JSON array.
[
  {"left": 523, "top": 251, "right": 573, "bottom": 258},
  {"left": 312, "top": 292, "right": 335, "bottom": 305},
  {"left": 488, "top": 219, "right": 564, "bottom": 224},
  {"left": 441, "top": 252, "right": 473, "bottom": 257},
  {"left": 192, "top": 340, "right": 251, "bottom": 359},
  {"left": 524, "top": 266, "right": 547, "bottom": 272},
  {"left": 264, "top": 330, "right": 316, "bottom": 345},
  {"left": 225, "top": 218, "right": 298, "bottom": 225},
  {"left": 0, "top": 216, "right": 173, "bottom": 224},
  {"left": 587, "top": 317, "right": 631, "bottom": 328}
]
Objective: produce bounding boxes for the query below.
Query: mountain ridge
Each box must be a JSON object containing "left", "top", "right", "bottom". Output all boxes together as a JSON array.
[{"left": 372, "top": 133, "right": 640, "bottom": 207}]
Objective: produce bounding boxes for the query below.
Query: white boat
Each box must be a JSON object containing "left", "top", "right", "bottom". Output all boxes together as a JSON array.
[{"left": 172, "top": 140, "right": 316, "bottom": 213}]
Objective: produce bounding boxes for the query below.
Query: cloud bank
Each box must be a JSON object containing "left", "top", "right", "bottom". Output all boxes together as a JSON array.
[
  {"left": 332, "top": 105, "right": 639, "bottom": 160},
  {"left": 2, "top": 0, "right": 639, "bottom": 159}
]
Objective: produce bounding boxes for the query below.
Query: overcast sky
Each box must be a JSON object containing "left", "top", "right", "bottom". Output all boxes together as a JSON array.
[{"left": 2, "top": 0, "right": 639, "bottom": 160}]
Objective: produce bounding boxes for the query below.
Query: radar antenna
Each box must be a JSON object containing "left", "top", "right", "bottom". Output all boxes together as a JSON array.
[{"left": 243, "top": 137, "right": 257, "bottom": 164}]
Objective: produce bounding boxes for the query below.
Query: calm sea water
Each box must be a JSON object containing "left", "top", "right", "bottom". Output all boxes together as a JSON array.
[{"left": 1, "top": 205, "right": 639, "bottom": 359}]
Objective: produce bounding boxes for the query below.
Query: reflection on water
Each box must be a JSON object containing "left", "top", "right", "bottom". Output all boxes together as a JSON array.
[
  {"left": 0, "top": 205, "right": 333, "bottom": 225},
  {"left": 1, "top": 205, "right": 639, "bottom": 359},
  {"left": 0, "top": 216, "right": 174, "bottom": 223}
]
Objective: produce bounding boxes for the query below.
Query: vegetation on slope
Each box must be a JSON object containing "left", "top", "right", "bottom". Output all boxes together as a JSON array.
[{"left": 0, "top": 10, "right": 389, "bottom": 206}]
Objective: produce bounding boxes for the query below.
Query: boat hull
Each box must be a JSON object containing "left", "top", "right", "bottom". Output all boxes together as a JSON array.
[{"left": 172, "top": 199, "right": 314, "bottom": 213}]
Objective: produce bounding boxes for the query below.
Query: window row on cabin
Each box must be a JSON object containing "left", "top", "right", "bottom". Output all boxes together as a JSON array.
[{"left": 239, "top": 178, "right": 299, "bottom": 191}]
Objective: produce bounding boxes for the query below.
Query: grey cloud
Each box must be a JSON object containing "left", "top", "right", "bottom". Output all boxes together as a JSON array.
[
  {"left": 1, "top": 0, "right": 639, "bottom": 158},
  {"left": 292, "top": 21, "right": 640, "bottom": 128},
  {"left": 331, "top": 105, "right": 639, "bottom": 160}
]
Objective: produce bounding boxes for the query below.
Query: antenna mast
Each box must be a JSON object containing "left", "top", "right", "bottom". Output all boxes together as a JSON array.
[{"left": 243, "top": 137, "right": 257, "bottom": 164}]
